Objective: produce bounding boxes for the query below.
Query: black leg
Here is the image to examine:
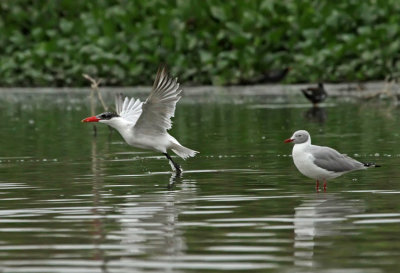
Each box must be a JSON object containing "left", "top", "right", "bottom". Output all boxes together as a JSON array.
[{"left": 163, "top": 153, "right": 182, "bottom": 175}]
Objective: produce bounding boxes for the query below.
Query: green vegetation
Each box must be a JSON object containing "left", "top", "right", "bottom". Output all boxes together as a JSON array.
[{"left": 1, "top": 0, "right": 400, "bottom": 86}]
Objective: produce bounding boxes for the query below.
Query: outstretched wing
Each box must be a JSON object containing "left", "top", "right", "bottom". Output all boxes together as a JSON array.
[
  {"left": 310, "top": 145, "right": 365, "bottom": 173},
  {"left": 115, "top": 93, "right": 143, "bottom": 126},
  {"left": 133, "top": 66, "right": 182, "bottom": 134}
]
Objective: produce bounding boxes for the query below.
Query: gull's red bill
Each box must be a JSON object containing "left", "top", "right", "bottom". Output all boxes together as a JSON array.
[
  {"left": 284, "top": 138, "right": 294, "bottom": 143},
  {"left": 81, "top": 116, "right": 100, "bottom": 123}
]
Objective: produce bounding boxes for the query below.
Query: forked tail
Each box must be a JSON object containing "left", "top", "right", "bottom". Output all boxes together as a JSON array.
[{"left": 171, "top": 144, "right": 198, "bottom": 160}]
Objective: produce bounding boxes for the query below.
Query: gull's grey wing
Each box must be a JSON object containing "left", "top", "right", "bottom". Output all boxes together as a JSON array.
[
  {"left": 310, "top": 145, "right": 365, "bottom": 173},
  {"left": 115, "top": 93, "right": 143, "bottom": 126},
  {"left": 133, "top": 66, "right": 182, "bottom": 134}
]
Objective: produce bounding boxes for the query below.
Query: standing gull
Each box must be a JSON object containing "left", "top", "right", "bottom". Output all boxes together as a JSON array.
[
  {"left": 82, "top": 66, "right": 198, "bottom": 174},
  {"left": 284, "top": 130, "right": 379, "bottom": 191}
]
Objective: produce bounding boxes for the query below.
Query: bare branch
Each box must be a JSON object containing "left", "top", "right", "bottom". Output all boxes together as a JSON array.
[{"left": 82, "top": 74, "right": 108, "bottom": 111}]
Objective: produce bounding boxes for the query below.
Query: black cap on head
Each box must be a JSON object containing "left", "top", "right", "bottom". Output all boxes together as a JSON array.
[{"left": 97, "top": 112, "right": 119, "bottom": 120}]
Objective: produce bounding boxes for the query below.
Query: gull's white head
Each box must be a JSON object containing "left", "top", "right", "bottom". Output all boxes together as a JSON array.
[{"left": 284, "top": 130, "right": 310, "bottom": 144}]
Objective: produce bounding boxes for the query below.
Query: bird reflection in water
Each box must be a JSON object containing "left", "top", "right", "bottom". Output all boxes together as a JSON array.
[
  {"left": 304, "top": 106, "right": 327, "bottom": 124},
  {"left": 168, "top": 171, "right": 182, "bottom": 190},
  {"left": 293, "top": 194, "right": 364, "bottom": 267},
  {"left": 116, "top": 177, "right": 197, "bottom": 262}
]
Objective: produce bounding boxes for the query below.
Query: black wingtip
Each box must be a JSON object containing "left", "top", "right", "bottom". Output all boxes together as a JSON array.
[{"left": 363, "top": 162, "right": 381, "bottom": 168}]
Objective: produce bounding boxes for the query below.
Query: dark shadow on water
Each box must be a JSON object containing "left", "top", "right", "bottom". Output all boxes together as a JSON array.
[{"left": 304, "top": 106, "right": 327, "bottom": 124}]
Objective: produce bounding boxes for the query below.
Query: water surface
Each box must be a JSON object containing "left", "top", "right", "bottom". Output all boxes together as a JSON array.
[{"left": 0, "top": 91, "right": 399, "bottom": 272}]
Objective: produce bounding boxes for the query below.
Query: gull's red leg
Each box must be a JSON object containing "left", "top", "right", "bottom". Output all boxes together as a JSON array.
[
  {"left": 323, "top": 179, "right": 327, "bottom": 192},
  {"left": 316, "top": 180, "right": 319, "bottom": 192}
]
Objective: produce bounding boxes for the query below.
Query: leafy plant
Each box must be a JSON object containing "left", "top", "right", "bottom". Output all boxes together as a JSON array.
[{"left": 0, "top": 0, "right": 399, "bottom": 86}]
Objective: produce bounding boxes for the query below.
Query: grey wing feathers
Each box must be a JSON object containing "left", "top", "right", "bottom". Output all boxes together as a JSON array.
[
  {"left": 311, "top": 146, "right": 365, "bottom": 173},
  {"left": 115, "top": 93, "right": 143, "bottom": 125},
  {"left": 134, "top": 67, "right": 182, "bottom": 134}
]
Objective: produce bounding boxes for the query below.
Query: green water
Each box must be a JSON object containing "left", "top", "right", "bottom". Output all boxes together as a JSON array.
[{"left": 0, "top": 92, "right": 399, "bottom": 273}]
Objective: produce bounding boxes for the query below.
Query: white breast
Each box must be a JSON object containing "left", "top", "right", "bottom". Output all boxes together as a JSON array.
[{"left": 103, "top": 117, "right": 172, "bottom": 153}]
